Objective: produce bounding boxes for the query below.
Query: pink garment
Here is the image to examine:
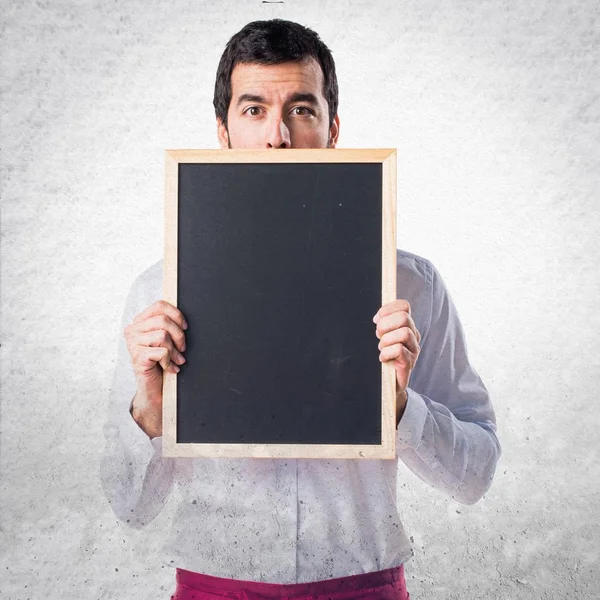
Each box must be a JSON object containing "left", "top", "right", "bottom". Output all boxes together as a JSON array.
[{"left": 170, "top": 566, "right": 409, "bottom": 600}]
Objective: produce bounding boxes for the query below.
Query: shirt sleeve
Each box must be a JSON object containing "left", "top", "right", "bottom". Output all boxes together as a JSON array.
[
  {"left": 99, "top": 267, "right": 176, "bottom": 528},
  {"left": 396, "top": 261, "right": 502, "bottom": 505}
]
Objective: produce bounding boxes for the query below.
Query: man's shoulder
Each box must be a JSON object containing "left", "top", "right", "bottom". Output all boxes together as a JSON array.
[
  {"left": 396, "top": 248, "right": 435, "bottom": 291},
  {"left": 128, "top": 259, "right": 163, "bottom": 304},
  {"left": 134, "top": 253, "right": 435, "bottom": 283},
  {"left": 134, "top": 259, "right": 163, "bottom": 287},
  {"left": 132, "top": 253, "right": 436, "bottom": 290}
]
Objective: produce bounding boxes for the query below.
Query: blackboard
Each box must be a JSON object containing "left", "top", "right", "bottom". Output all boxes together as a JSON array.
[{"left": 162, "top": 149, "right": 397, "bottom": 459}]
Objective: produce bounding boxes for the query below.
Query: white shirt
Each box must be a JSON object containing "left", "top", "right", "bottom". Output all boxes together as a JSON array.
[{"left": 100, "top": 248, "right": 501, "bottom": 583}]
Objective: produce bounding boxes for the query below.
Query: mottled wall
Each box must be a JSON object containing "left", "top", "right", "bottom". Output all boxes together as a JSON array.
[{"left": 1, "top": 1, "right": 598, "bottom": 598}]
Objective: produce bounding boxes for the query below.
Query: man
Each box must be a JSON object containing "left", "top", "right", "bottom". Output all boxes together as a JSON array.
[{"left": 101, "top": 19, "right": 501, "bottom": 600}]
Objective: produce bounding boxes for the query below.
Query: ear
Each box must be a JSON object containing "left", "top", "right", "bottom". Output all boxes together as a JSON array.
[
  {"left": 328, "top": 114, "right": 340, "bottom": 148},
  {"left": 216, "top": 118, "right": 230, "bottom": 149}
]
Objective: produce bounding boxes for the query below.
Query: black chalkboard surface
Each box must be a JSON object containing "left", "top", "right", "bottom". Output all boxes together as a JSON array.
[{"left": 162, "top": 149, "right": 397, "bottom": 459}]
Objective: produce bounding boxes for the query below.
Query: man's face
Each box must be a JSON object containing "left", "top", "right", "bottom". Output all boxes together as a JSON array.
[{"left": 217, "top": 58, "right": 340, "bottom": 149}]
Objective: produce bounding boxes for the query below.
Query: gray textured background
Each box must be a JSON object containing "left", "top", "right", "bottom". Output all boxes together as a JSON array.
[{"left": 1, "top": 0, "right": 599, "bottom": 598}]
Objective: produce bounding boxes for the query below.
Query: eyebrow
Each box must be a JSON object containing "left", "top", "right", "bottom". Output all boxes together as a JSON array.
[
  {"left": 236, "top": 94, "right": 265, "bottom": 107},
  {"left": 289, "top": 92, "right": 319, "bottom": 105},
  {"left": 235, "top": 92, "right": 319, "bottom": 107}
]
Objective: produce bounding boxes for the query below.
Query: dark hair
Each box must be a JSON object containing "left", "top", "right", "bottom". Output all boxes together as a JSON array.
[{"left": 213, "top": 19, "right": 338, "bottom": 128}]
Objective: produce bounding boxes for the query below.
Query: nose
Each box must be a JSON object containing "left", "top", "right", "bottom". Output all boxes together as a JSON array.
[{"left": 265, "top": 117, "right": 291, "bottom": 149}]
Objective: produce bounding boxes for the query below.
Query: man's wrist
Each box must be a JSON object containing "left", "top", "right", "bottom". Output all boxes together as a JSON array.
[
  {"left": 396, "top": 388, "right": 408, "bottom": 427},
  {"left": 130, "top": 395, "right": 162, "bottom": 439}
]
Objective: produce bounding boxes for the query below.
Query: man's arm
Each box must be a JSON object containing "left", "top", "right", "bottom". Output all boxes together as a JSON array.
[
  {"left": 378, "top": 259, "right": 501, "bottom": 505},
  {"left": 99, "top": 263, "right": 179, "bottom": 528}
]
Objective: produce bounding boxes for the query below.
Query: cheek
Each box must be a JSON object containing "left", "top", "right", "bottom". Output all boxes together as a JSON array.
[
  {"left": 227, "top": 120, "right": 261, "bottom": 148},
  {"left": 291, "top": 126, "right": 329, "bottom": 148}
]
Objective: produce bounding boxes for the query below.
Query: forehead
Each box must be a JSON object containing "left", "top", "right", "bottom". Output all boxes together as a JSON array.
[{"left": 230, "top": 58, "right": 325, "bottom": 98}]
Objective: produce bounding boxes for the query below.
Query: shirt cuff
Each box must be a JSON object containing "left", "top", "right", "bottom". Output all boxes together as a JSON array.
[
  {"left": 150, "top": 436, "right": 163, "bottom": 452},
  {"left": 396, "top": 387, "right": 428, "bottom": 450}
]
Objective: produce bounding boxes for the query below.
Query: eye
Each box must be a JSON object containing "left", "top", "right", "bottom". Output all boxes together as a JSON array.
[
  {"left": 292, "top": 106, "right": 314, "bottom": 116},
  {"left": 243, "top": 106, "right": 263, "bottom": 117}
]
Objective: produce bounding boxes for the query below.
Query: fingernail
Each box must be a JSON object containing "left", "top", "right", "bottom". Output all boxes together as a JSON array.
[
  {"left": 183, "top": 320, "right": 188, "bottom": 330},
  {"left": 173, "top": 365, "right": 180, "bottom": 373}
]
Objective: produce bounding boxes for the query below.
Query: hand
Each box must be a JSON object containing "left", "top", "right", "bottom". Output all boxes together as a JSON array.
[
  {"left": 373, "top": 299, "right": 421, "bottom": 423},
  {"left": 124, "top": 300, "right": 187, "bottom": 438}
]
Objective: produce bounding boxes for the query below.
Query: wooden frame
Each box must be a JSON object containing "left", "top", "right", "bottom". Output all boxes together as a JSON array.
[{"left": 163, "top": 149, "right": 397, "bottom": 459}]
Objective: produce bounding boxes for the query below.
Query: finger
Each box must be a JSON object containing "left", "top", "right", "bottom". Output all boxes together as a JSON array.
[
  {"left": 379, "top": 340, "right": 418, "bottom": 363},
  {"left": 377, "top": 322, "right": 420, "bottom": 350},
  {"left": 139, "top": 329, "right": 186, "bottom": 365},
  {"left": 376, "top": 311, "right": 416, "bottom": 337},
  {"left": 378, "top": 328, "right": 420, "bottom": 358},
  {"left": 128, "top": 314, "right": 186, "bottom": 353},
  {"left": 133, "top": 346, "right": 180, "bottom": 374},
  {"left": 376, "top": 311, "right": 419, "bottom": 342},
  {"left": 132, "top": 300, "right": 188, "bottom": 331},
  {"left": 373, "top": 299, "right": 411, "bottom": 323}
]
